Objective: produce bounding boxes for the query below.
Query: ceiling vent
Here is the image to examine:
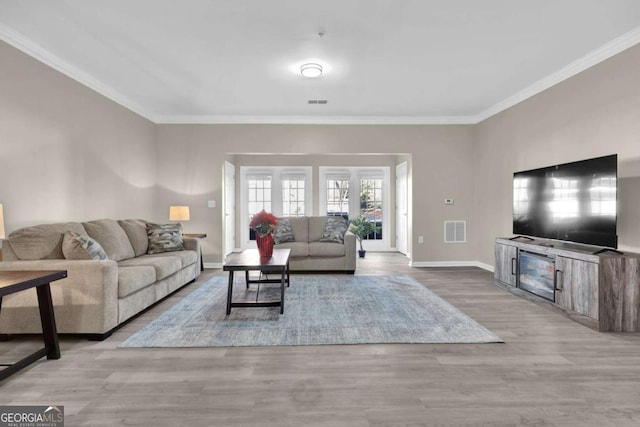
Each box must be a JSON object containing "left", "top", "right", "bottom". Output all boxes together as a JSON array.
[
  {"left": 308, "top": 99, "right": 328, "bottom": 104},
  {"left": 444, "top": 221, "right": 466, "bottom": 243}
]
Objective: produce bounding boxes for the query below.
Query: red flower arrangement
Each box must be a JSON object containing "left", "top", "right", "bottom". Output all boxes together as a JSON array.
[{"left": 249, "top": 209, "right": 278, "bottom": 237}]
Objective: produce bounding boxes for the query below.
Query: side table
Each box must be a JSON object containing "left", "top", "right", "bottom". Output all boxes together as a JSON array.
[
  {"left": 183, "top": 233, "right": 207, "bottom": 271},
  {"left": 0, "top": 270, "right": 67, "bottom": 382}
]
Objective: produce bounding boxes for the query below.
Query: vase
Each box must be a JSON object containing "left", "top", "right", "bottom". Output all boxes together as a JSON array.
[{"left": 256, "top": 233, "right": 274, "bottom": 258}]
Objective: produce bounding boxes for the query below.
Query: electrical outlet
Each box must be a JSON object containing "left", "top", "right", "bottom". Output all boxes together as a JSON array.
[
  {"left": 444, "top": 198, "right": 454, "bottom": 205},
  {"left": 418, "top": 236, "right": 424, "bottom": 244},
  {"left": 207, "top": 200, "right": 216, "bottom": 208}
]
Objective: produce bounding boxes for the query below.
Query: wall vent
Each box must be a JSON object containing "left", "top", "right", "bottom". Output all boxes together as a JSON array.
[
  {"left": 444, "top": 221, "right": 466, "bottom": 243},
  {"left": 308, "top": 99, "right": 328, "bottom": 104}
]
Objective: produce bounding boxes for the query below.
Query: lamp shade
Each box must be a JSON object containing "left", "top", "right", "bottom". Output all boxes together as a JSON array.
[
  {"left": 169, "top": 205, "right": 190, "bottom": 221},
  {"left": 0, "top": 204, "right": 5, "bottom": 239}
]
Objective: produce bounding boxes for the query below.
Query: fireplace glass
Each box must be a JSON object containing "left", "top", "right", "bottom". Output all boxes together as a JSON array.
[{"left": 518, "top": 251, "right": 555, "bottom": 302}]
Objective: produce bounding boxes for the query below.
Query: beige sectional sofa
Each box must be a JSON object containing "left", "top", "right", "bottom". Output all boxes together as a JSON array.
[
  {"left": 274, "top": 216, "right": 356, "bottom": 273},
  {"left": 0, "top": 219, "right": 200, "bottom": 339}
]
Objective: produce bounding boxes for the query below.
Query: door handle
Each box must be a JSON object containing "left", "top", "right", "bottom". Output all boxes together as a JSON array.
[
  {"left": 511, "top": 257, "right": 517, "bottom": 275},
  {"left": 554, "top": 269, "right": 563, "bottom": 291}
]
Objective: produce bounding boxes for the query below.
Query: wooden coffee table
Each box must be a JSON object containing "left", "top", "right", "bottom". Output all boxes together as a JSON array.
[
  {"left": 0, "top": 270, "right": 67, "bottom": 381},
  {"left": 223, "top": 249, "right": 291, "bottom": 315}
]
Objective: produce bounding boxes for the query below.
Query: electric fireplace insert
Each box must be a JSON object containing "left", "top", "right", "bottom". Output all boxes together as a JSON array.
[{"left": 518, "top": 250, "right": 556, "bottom": 302}]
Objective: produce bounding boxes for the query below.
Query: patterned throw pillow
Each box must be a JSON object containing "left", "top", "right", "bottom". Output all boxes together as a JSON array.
[
  {"left": 146, "top": 223, "right": 184, "bottom": 254},
  {"left": 273, "top": 218, "right": 295, "bottom": 244},
  {"left": 62, "top": 231, "right": 109, "bottom": 260},
  {"left": 319, "top": 217, "right": 348, "bottom": 243}
]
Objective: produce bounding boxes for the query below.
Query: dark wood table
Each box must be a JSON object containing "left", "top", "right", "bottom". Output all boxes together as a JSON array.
[
  {"left": 0, "top": 270, "right": 67, "bottom": 382},
  {"left": 223, "top": 249, "right": 291, "bottom": 315}
]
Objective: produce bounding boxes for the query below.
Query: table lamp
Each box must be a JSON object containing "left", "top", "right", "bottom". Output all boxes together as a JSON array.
[{"left": 169, "top": 205, "right": 190, "bottom": 233}]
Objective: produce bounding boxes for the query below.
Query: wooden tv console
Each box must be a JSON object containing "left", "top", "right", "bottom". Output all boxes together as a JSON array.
[{"left": 495, "top": 237, "right": 640, "bottom": 332}]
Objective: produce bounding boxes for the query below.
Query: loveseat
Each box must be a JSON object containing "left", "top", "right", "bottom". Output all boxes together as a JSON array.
[
  {"left": 273, "top": 216, "right": 356, "bottom": 273},
  {"left": 0, "top": 219, "right": 200, "bottom": 339}
]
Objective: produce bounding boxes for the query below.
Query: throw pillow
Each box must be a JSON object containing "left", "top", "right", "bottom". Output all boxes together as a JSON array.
[
  {"left": 319, "top": 217, "right": 348, "bottom": 243},
  {"left": 82, "top": 219, "right": 135, "bottom": 261},
  {"left": 62, "top": 231, "right": 109, "bottom": 260},
  {"left": 273, "top": 218, "right": 295, "bottom": 244},
  {"left": 147, "top": 223, "right": 184, "bottom": 254}
]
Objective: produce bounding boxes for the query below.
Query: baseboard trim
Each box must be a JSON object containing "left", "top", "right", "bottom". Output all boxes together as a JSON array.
[
  {"left": 209, "top": 260, "right": 494, "bottom": 272},
  {"left": 409, "top": 260, "right": 494, "bottom": 272}
]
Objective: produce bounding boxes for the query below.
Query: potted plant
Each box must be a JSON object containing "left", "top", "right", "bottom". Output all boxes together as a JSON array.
[{"left": 349, "top": 215, "right": 379, "bottom": 258}]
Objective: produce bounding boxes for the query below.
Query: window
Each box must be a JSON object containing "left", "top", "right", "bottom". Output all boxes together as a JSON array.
[
  {"left": 326, "top": 176, "right": 350, "bottom": 219},
  {"left": 319, "top": 167, "right": 390, "bottom": 251},
  {"left": 247, "top": 175, "right": 272, "bottom": 240},
  {"left": 247, "top": 174, "right": 272, "bottom": 220},
  {"left": 282, "top": 175, "right": 306, "bottom": 217},
  {"left": 360, "top": 178, "right": 383, "bottom": 240},
  {"left": 240, "top": 167, "right": 312, "bottom": 246}
]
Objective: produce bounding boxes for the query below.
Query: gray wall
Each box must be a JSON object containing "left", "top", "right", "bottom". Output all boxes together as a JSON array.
[
  {"left": 474, "top": 43, "right": 640, "bottom": 266},
  {"left": 0, "top": 41, "right": 158, "bottom": 230}
]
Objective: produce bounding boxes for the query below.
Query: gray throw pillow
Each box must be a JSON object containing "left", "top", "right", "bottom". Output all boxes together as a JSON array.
[
  {"left": 319, "top": 217, "right": 348, "bottom": 243},
  {"left": 62, "top": 231, "right": 109, "bottom": 260},
  {"left": 274, "top": 218, "right": 295, "bottom": 244},
  {"left": 147, "top": 223, "right": 184, "bottom": 254}
]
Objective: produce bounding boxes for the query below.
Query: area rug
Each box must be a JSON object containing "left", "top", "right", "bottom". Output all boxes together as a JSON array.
[{"left": 119, "top": 274, "right": 502, "bottom": 347}]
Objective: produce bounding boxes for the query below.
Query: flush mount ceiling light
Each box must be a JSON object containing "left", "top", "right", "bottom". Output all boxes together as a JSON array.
[{"left": 300, "top": 63, "right": 323, "bottom": 78}]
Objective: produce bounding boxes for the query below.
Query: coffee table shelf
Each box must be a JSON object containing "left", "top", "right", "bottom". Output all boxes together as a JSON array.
[{"left": 222, "top": 249, "right": 291, "bottom": 315}]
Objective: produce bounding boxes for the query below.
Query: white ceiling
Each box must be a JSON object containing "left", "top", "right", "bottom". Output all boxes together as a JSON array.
[{"left": 2, "top": 1, "right": 640, "bottom": 124}]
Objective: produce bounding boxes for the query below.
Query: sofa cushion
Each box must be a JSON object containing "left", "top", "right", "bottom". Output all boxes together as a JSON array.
[
  {"left": 308, "top": 217, "right": 329, "bottom": 242},
  {"left": 118, "top": 254, "right": 182, "bottom": 281},
  {"left": 146, "top": 250, "right": 197, "bottom": 269},
  {"left": 118, "top": 266, "right": 156, "bottom": 298},
  {"left": 273, "top": 242, "right": 309, "bottom": 258},
  {"left": 319, "top": 217, "right": 349, "bottom": 243},
  {"left": 8, "top": 222, "right": 86, "bottom": 260},
  {"left": 309, "top": 242, "right": 347, "bottom": 257},
  {"left": 146, "top": 223, "right": 184, "bottom": 254},
  {"left": 288, "top": 217, "right": 309, "bottom": 243},
  {"left": 83, "top": 219, "right": 135, "bottom": 262},
  {"left": 62, "top": 231, "right": 109, "bottom": 260},
  {"left": 118, "top": 219, "right": 149, "bottom": 257},
  {"left": 274, "top": 218, "right": 295, "bottom": 244}
]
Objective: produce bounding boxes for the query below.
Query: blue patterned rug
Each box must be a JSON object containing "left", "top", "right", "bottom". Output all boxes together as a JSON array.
[{"left": 119, "top": 275, "right": 502, "bottom": 347}]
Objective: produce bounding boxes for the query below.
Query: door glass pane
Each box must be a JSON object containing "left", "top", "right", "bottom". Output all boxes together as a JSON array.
[
  {"left": 360, "top": 178, "right": 383, "bottom": 240},
  {"left": 282, "top": 177, "right": 305, "bottom": 217},
  {"left": 327, "top": 179, "right": 349, "bottom": 219},
  {"left": 247, "top": 176, "right": 272, "bottom": 240}
]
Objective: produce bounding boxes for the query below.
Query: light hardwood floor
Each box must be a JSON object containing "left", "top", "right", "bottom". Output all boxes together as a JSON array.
[{"left": 2, "top": 253, "right": 640, "bottom": 426}]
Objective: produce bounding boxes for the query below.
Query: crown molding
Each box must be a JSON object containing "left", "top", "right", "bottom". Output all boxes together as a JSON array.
[
  {"left": 153, "top": 114, "right": 476, "bottom": 125},
  {"left": 473, "top": 26, "right": 640, "bottom": 123},
  {"left": 0, "top": 24, "right": 158, "bottom": 123},
  {"left": 2, "top": 22, "right": 639, "bottom": 126}
]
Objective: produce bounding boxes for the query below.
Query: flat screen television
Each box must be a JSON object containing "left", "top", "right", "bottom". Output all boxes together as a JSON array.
[{"left": 512, "top": 154, "right": 617, "bottom": 249}]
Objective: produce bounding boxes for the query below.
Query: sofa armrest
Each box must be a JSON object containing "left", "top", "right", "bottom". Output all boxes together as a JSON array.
[
  {"left": 344, "top": 231, "right": 357, "bottom": 271},
  {"left": 182, "top": 237, "right": 200, "bottom": 253},
  {"left": 0, "top": 259, "right": 119, "bottom": 334},
  {"left": 183, "top": 237, "right": 201, "bottom": 267}
]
